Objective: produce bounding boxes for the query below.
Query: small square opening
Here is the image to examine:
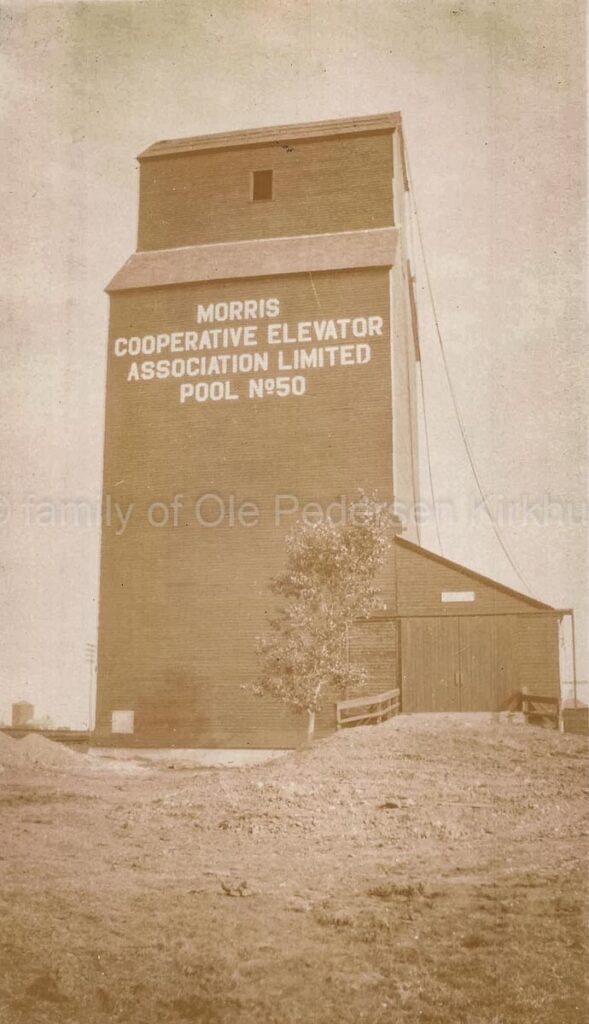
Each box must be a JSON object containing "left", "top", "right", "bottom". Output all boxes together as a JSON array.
[
  {"left": 111, "top": 710, "right": 134, "bottom": 734},
  {"left": 252, "top": 169, "right": 273, "bottom": 201}
]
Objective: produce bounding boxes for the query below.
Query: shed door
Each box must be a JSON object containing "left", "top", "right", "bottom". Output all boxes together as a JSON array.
[
  {"left": 401, "top": 615, "right": 519, "bottom": 712},
  {"left": 401, "top": 617, "right": 461, "bottom": 712},
  {"left": 459, "top": 616, "right": 517, "bottom": 711}
]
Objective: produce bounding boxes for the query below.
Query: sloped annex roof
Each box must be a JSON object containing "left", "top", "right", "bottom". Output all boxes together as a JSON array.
[
  {"left": 394, "top": 536, "right": 558, "bottom": 612},
  {"left": 139, "top": 112, "right": 402, "bottom": 161},
  {"left": 106, "top": 227, "right": 399, "bottom": 292}
]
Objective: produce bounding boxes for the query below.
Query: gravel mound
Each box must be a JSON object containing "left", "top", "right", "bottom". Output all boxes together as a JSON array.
[
  {"left": 18, "top": 733, "right": 79, "bottom": 767},
  {"left": 0, "top": 731, "right": 79, "bottom": 769},
  {"left": 0, "top": 732, "right": 26, "bottom": 768}
]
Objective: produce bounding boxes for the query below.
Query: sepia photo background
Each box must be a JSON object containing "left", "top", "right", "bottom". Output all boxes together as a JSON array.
[{"left": 0, "top": 0, "right": 586, "bottom": 727}]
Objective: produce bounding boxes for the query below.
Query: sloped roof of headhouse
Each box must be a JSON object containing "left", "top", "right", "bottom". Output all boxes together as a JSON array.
[{"left": 138, "top": 112, "right": 402, "bottom": 161}]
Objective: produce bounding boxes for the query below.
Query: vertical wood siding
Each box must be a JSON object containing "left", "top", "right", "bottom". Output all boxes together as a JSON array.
[
  {"left": 515, "top": 616, "right": 561, "bottom": 698},
  {"left": 400, "top": 613, "right": 558, "bottom": 713}
]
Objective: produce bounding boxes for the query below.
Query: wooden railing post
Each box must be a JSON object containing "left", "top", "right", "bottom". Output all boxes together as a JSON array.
[
  {"left": 335, "top": 689, "right": 401, "bottom": 730},
  {"left": 520, "top": 689, "right": 560, "bottom": 729}
]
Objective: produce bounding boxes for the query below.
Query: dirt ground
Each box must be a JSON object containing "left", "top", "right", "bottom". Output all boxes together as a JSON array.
[{"left": 0, "top": 714, "right": 587, "bottom": 1024}]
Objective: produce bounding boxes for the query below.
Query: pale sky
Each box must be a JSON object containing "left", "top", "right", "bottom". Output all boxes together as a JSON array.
[{"left": 0, "top": 0, "right": 586, "bottom": 726}]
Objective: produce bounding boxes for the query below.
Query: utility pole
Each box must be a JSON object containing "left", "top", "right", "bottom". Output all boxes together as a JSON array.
[{"left": 85, "top": 643, "right": 96, "bottom": 734}]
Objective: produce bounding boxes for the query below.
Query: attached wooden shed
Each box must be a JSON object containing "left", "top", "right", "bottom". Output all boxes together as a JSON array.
[{"left": 348, "top": 538, "right": 562, "bottom": 715}]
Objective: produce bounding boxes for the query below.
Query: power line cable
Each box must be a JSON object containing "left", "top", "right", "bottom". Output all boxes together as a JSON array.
[
  {"left": 403, "top": 192, "right": 444, "bottom": 552},
  {"left": 401, "top": 134, "right": 532, "bottom": 594},
  {"left": 403, "top": 190, "right": 434, "bottom": 548},
  {"left": 401, "top": 274, "right": 421, "bottom": 546},
  {"left": 416, "top": 355, "right": 444, "bottom": 554}
]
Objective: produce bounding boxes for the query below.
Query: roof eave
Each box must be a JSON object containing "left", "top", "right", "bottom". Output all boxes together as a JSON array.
[{"left": 138, "top": 112, "right": 402, "bottom": 161}]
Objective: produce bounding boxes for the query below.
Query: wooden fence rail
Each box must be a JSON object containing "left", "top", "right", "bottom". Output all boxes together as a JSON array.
[
  {"left": 520, "top": 691, "right": 560, "bottom": 729},
  {"left": 336, "top": 688, "right": 400, "bottom": 730}
]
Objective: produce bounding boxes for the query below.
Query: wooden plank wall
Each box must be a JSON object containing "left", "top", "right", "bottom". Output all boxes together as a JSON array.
[
  {"left": 515, "top": 616, "right": 561, "bottom": 698},
  {"left": 347, "top": 620, "right": 400, "bottom": 700},
  {"left": 400, "top": 617, "right": 460, "bottom": 712},
  {"left": 137, "top": 133, "right": 394, "bottom": 251},
  {"left": 562, "top": 708, "right": 589, "bottom": 736},
  {"left": 394, "top": 542, "right": 548, "bottom": 616},
  {"left": 96, "top": 267, "right": 395, "bottom": 748},
  {"left": 459, "top": 615, "right": 519, "bottom": 711},
  {"left": 399, "top": 613, "right": 559, "bottom": 713}
]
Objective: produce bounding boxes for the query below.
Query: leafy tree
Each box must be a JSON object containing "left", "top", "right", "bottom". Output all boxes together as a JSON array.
[{"left": 252, "top": 495, "right": 395, "bottom": 743}]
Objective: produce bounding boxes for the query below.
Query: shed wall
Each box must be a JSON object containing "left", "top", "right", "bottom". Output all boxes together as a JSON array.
[
  {"left": 381, "top": 541, "right": 560, "bottom": 714},
  {"left": 394, "top": 542, "right": 548, "bottom": 616},
  {"left": 515, "top": 616, "right": 561, "bottom": 698},
  {"left": 562, "top": 707, "right": 589, "bottom": 735},
  {"left": 348, "top": 620, "right": 400, "bottom": 698}
]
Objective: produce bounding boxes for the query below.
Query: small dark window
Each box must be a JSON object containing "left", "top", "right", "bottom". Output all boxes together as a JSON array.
[{"left": 252, "top": 169, "right": 273, "bottom": 201}]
